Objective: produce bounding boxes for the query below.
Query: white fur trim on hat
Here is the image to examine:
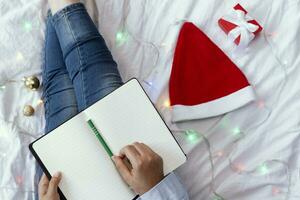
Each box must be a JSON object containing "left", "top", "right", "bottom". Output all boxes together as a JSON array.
[{"left": 171, "top": 86, "right": 256, "bottom": 122}]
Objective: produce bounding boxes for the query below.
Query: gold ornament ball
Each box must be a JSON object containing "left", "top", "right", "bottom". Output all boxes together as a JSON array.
[
  {"left": 23, "top": 105, "right": 35, "bottom": 116},
  {"left": 24, "top": 76, "right": 40, "bottom": 90}
]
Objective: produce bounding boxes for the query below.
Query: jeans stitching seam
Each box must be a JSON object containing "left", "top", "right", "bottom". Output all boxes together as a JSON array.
[
  {"left": 79, "top": 45, "right": 87, "bottom": 110},
  {"left": 43, "top": 20, "right": 50, "bottom": 99}
]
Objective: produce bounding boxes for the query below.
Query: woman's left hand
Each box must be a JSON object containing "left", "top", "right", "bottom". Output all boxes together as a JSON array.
[{"left": 38, "top": 172, "right": 62, "bottom": 200}]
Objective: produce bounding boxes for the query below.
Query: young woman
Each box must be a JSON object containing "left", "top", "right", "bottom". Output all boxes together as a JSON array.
[{"left": 39, "top": 1, "right": 189, "bottom": 199}]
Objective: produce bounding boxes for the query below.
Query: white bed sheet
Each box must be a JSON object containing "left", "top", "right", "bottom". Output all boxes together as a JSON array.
[{"left": 1, "top": 0, "right": 300, "bottom": 199}]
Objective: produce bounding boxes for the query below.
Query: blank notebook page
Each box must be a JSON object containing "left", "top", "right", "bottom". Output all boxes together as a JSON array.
[
  {"left": 32, "top": 112, "right": 135, "bottom": 200},
  {"left": 85, "top": 79, "right": 186, "bottom": 174},
  {"left": 32, "top": 79, "right": 186, "bottom": 200}
]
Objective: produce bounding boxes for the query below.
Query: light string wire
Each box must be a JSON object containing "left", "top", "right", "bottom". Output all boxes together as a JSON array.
[
  {"left": 0, "top": 81, "right": 44, "bottom": 140},
  {"left": 172, "top": 128, "right": 227, "bottom": 200},
  {"left": 0, "top": 117, "right": 43, "bottom": 140},
  {"left": 119, "top": 0, "right": 160, "bottom": 83},
  {"left": 116, "top": 0, "right": 294, "bottom": 198},
  {"left": 0, "top": 76, "right": 41, "bottom": 89},
  {"left": 116, "top": 0, "right": 193, "bottom": 86},
  {"left": 108, "top": 1, "right": 228, "bottom": 198},
  {"left": 0, "top": 0, "right": 297, "bottom": 198},
  {"left": 0, "top": 186, "right": 35, "bottom": 193},
  {"left": 169, "top": 1, "right": 293, "bottom": 199},
  {"left": 0, "top": 80, "right": 18, "bottom": 88},
  {"left": 172, "top": 127, "right": 293, "bottom": 200},
  {"left": 228, "top": 158, "right": 292, "bottom": 200},
  {"left": 217, "top": 5, "right": 296, "bottom": 198}
]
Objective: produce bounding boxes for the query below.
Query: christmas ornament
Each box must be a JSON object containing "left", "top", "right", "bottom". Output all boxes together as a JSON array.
[
  {"left": 111, "top": 2, "right": 294, "bottom": 199},
  {"left": 24, "top": 76, "right": 40, "bottom": 90},
  {"left": 169, "top": 22, "right": 255, "bottom": 122},
  {"left": 23, "top": 105, "right": 35, "bottom": 116},
  {"left": 218, "top": 4, "right": 263, "bottom": 48}
]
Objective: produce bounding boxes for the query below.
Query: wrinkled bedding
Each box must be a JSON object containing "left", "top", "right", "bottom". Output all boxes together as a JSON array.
[{"left": 1, "top": 0, "right": 300, "bottom": 199}]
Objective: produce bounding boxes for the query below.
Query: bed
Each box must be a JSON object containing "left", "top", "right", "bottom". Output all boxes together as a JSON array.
[{"left": 1, "top": 0, "right": 300, "bottom": 199}]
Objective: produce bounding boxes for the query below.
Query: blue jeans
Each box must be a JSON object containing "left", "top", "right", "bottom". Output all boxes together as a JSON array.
[
  {"left": 43, "top": 3, "right": 123, "bottom": 133},
  {"left": 36, "top": 3, "right": 123, "bottom": 198}
]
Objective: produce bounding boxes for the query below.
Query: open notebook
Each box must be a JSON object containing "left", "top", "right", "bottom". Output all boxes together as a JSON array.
[{"left": 29, "top": 79, "right": 186, "bottom": 200}]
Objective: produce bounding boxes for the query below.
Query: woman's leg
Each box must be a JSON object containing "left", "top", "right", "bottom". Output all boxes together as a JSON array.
[
  {"left": 42, "top": 12, "right": 79, "bottom": 133},
  {"left": 36, "top": 11, "right": 79, "bottom": 199},
  {"left": 50, "top": 2, "right": 123, "bottom": 111}
]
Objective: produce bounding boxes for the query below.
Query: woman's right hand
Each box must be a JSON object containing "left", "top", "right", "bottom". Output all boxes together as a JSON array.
[{"left": 112, "top": 142, "right": 164, "bottom": 195}]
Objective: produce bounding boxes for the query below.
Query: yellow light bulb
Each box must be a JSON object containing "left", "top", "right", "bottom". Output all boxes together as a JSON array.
[
  {"left": 164, "top": 100, "right": 171, "bottom": 108},
  {"left": 37, "top": 99, "right": 44, "bottom": 105}
]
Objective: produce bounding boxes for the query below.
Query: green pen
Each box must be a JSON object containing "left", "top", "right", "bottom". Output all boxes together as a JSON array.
[{"left": 87, "top": 119, "right": 114, "bottom": 158}]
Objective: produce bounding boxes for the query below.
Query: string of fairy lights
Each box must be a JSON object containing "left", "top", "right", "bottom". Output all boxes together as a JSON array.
[
  {"left": 0, "top": 0, "right": 298, "bottom": 199},
  {"left": 111, "top": 0, "right": 297, "bottom": 199},
  {"left": 0, "top": 14, "right": 49, "bottom": 191}
]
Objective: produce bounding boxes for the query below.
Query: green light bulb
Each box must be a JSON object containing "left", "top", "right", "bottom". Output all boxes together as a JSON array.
[
  {"left": 24, "top": 21, "right": 32, "bottom": 31},
  {"left": 233, "top": 127, "right": 240, "bottom": 134},
  {"left": 115, "top": 30, "right": 128, "bottom": 46},
  {"left": 258, "top": 163, "right": 269, "bottom": 175},
  {"left": 185, "top": 130, "right": 201, "bottom": 144},
  {"left": 116, "top": 32, "right": 124, "bottom": 41}
]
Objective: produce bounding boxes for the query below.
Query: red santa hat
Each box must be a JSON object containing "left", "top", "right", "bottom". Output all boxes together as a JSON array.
[{"left": 169, "top": 22, "right": 256, "bottom": 122}]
